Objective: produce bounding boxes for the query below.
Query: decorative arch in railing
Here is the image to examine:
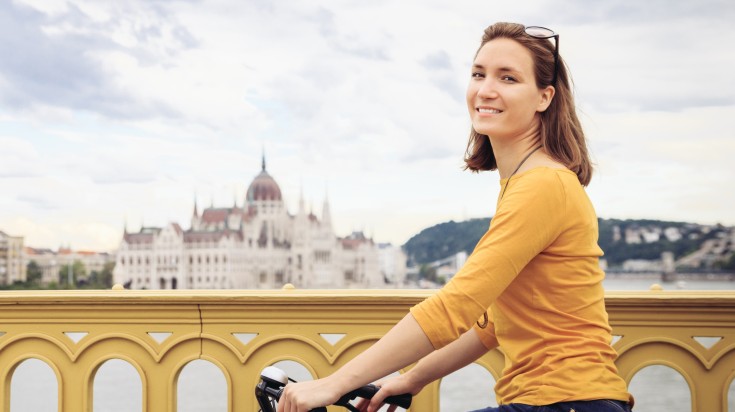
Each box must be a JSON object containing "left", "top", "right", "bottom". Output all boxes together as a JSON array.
[
  {"left": 438, "top": 361, "right": 499, "bottom": 411},
  {"left": 92, "top": 358, "right": 143, "bottom": 412},
  {"left": 727, "top": 371, "right": 735, "bottom": 409},
  {"left": 606, "top": 292, "right": 735, "bottom": 411},
  {"left": 176, "top": 359, "right": 228, "bottom": 412},
  {"left": 3, "top": 355, "right": 60, "bottom": 412}
]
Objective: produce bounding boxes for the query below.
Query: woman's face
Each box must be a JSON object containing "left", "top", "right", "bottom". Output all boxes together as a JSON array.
[{"left": 466, "top": 38, "right": 553, "bottom": 141}]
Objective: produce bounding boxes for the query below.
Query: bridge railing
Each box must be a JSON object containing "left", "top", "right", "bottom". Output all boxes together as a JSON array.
[{"left": 1, "top": 288, "right": 734, "bottom": 411}]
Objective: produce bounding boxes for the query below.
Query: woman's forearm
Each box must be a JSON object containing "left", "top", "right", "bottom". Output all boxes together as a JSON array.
[
  {"left": 404, "top": 327, "right": 490, "bottom": 388},
  {"left": 327, "top": 312, "right": 434, "bottom": 394}
]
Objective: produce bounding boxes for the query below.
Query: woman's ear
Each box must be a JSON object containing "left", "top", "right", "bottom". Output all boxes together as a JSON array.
[{"left": 537, "top": 85, "right": 555, "bottom": 112}]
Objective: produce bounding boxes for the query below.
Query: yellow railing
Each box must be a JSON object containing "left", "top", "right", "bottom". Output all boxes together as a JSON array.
[{"left": 0, "top": 288, "right": 734, "bottom": 411}]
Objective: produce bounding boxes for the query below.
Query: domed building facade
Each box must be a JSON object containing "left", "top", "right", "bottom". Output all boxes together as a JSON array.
[{"left": 113, "top": 157, "right": 388, "bottom": 289}]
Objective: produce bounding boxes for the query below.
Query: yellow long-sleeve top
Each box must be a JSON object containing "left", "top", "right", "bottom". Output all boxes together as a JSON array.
[{"left": 410, "top": 167, "right": 631, "bottom": 405}]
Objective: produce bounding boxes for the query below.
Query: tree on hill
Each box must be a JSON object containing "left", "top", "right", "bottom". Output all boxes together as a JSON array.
[
  {"left": 597, "top": 218, "right": 724, "bottom": 265},
  {"left": 403, "top": 217, "right": 733, "bottom": 270},
  {"left": 403, "top": 218, "right": 491, "bottom": 265}
]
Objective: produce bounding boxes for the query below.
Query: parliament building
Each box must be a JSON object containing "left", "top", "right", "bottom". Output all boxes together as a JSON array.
[{"left": 113, "top": 158, "right": 390, "bottom": 289}]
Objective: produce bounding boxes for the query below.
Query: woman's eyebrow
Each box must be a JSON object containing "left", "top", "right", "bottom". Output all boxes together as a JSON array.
[
  {"left": 497, "top": 66, "right": 520, "bottom": 73},
  {"left": 472, "top": 63, "right": 521, "bottom": 74}
]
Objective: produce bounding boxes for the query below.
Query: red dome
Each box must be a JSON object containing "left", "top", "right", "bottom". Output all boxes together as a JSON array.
[{"left": 246, "top": 170, "right": 282, "bottom": 203}]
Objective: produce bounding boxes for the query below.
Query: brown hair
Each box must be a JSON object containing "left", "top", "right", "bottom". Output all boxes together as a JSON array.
[{"left": 464, "top": 22, "right": 592, "bottom": 186}]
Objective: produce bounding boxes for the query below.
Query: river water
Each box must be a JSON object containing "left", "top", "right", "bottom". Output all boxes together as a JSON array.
[{"left": 7, "top": 278, "right": 735, "bottom": 412}]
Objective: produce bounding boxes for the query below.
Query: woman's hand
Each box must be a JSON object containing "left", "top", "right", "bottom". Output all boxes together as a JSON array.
[
  {"left": 277, "top": 377, "right": 341, "bottom": 412},
  {"left": 354, "top": 373, "right": 423, "bottom": 412}
]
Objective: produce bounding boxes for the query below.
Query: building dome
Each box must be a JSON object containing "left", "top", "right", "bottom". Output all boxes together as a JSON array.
[{"left": 246, "top": 156, "right": 282, "bottom": 203}]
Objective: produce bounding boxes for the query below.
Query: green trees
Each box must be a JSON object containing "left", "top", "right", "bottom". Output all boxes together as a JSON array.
[
  {"left": 58, "top": 260, "right": 86, "bottom": 288},
  {"left": 57, "top": 260, "right": 114, "bottom": 289},
  {"left": 403, "top": 217, "right": 734, "bottom": 272},
  {"left": 26, "top": 260, "right": 43, "bottom": 286},
  {"left": 87, "top": 261, "right": 114, "bottom": 289},
  {"left": 0, "top": 260, "right": 116, "bottom": 290},
  {"left": 404, "top": 218, "right": 491, "bottom": 265}
]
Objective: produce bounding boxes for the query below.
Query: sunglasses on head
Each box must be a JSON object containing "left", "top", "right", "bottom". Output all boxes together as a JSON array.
[{"left": 524, "top": 26, "right": 559, "bottom": 85}]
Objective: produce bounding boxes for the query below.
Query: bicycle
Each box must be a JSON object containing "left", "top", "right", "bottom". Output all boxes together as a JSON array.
[{"left": 256, "top": 366, "right": 412, "bottom": 412}]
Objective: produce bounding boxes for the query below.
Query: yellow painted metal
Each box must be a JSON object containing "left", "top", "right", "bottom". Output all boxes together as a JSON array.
[{"left": 0, "top": 289, "right": 734, "bottom": 411}]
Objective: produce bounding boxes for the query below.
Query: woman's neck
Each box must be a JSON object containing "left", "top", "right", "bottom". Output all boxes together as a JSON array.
[{"left": 490, "top": 130, "right": 543, "bottom": 179}]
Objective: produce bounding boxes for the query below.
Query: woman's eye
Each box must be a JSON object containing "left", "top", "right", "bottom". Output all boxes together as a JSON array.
[
  {"left": 501, "top": 75, "right": 517, "bottom": 82},
  {"left": 471, "top": 72, "right": 485, "bottom": 79}
]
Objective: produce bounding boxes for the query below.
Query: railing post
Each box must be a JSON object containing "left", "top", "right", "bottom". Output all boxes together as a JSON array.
[
  {"left": 145, "top": 366, "right": 171, "bottom": 412},
  {"left": 60, "top": 365, "right": 86, "bottom": 412},
  {"left": 412, "top": 381, "right": 440, "bottom": 412},
  {"left": 691, "top": 372, "right": 726, "bottom": 412}
]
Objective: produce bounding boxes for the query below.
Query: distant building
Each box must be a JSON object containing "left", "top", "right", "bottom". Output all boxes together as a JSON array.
[
  {"left": 24, "top": 247, "right": 115, "bottom": 285},
  {"left": 434, "top": 251, "right": 468, "bottom": 282},
  {"left": 640, "top": 228, "right": 661, "bottom": 243},
  {"left": 406, "top": 250, "right": 468, "bottom": 286},
  {"left": 624, "top": 227, "right": 642, "bottom": 244},
  {"left": 378, "top": 243, "right": 408, "bottom": 286},
  {"left": 663, "top": 227, "right": 682, "bottom": 242},
  {"left": 622, "top": 259, "right": 663, "bottom": 272},
  {"left": 0, "top": 230, "right": 25, "bottom": 285},
  {"left": 113, "top": 157, "right": 392, "bottom": 289}
]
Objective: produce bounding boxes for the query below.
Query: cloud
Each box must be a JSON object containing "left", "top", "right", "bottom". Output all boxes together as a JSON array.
[
  {"left": 0, "top": 1, "right": 195, "bottom": 120},
  {"left": 17, "top": 195, "right": 59, "bottom": 210},
  {"left": 421, "top": 50, "right": 452, "bottom": 71},
  {"left": 548, "top": 0, "right": 735, "bottom": 25},
  {"left": 0, "top": 136, "right": 43, "bottom": 178},
  {"left": 2, "top": 0, "right": 735, "bottom": 252}
]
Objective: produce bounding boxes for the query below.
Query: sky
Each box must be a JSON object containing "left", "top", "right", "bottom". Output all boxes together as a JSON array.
[{"left": 1, "top": 0, "right": 734, "bottom": 252}]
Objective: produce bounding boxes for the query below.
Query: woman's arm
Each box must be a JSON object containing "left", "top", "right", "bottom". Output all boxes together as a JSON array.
[
  {"left": 360, "top": 327, "right": 491, "bottom": 412},
  {"left": 278, "top": 313, "right": 434, "bottom": 412}
]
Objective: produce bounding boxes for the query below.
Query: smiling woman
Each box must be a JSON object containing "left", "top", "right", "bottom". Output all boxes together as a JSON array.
[
  {"left": 464, "top": 24, "right": 591, "bottom": 186},
  {"left": 277, "top": 22, "right": 632, "bottom": 412}
]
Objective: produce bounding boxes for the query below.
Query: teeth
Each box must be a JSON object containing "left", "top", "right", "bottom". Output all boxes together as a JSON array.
[{"left": 478, "top": 108, "right": 501, "bottom": 114}]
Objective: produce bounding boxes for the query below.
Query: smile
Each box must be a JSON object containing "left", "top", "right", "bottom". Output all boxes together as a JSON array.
[{"left": 477, "top": 108, "right": 502, "bottom": 114}]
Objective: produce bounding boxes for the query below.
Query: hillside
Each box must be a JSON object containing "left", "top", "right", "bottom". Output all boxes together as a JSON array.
[
  {"left": 403, "top": 218, "right": 735, "bottom": 270},
  {"left": 403, "top": 218, "right": 490, "bottom": 266}
]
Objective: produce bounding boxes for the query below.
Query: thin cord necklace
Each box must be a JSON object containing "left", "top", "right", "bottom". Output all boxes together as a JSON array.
[
  {"left": 499, "top": 146, "right": 542, "bottom": 200},
  {"left": 477, "top": 145, "right": 542, "bottom": 329}
]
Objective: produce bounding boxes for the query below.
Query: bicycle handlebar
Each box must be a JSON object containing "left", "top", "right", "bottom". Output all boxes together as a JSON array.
[
  {"left": 256, "top": 366, "right": 412, "bottom": 412},
  {"left": 338, "top": 383, "right": 412, "bottom": 409}
]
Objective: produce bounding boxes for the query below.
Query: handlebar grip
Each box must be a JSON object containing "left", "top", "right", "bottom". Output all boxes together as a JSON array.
[
  {"left": 351, "top": 384, "right": 412, "bottom": 409},
  {"left": 384, "top": 393, "right": 412, "bottom": 409}
]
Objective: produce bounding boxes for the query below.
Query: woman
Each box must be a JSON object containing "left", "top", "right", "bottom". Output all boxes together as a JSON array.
[{"left": 279, "top": 22, "right": 633, "bottom": 412}]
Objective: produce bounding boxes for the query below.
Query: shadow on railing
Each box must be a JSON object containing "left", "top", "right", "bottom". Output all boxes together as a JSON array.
[{"left": 1, "top": 288, "right": 734, "bottom": 411}]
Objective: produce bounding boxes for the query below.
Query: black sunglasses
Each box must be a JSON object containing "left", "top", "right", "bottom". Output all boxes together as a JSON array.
[{"left": 524, "top": 26, "right": 559, "bottom": 85}]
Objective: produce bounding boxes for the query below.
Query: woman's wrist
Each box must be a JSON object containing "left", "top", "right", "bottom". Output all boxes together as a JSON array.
[
  {"left": 400, "top": 367, "right": 429, "bottom": 394},
  {"left": 327, "top": 366, "right": 362, "bottom": 396}
]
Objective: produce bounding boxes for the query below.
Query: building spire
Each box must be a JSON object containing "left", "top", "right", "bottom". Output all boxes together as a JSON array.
[
  {"left": 322, "top": 186, "right": 332, "bottom": 228},
  {"left": 261, "top": 146, "right": 266, "bottom": 171},
  {"left": 193, "top": 194, "right": 199, "bottom": 217}
]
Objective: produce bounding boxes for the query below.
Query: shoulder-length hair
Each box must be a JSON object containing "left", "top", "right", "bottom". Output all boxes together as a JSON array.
[{"left": 464, "top": 22, "right": 593, "bottom": 186}]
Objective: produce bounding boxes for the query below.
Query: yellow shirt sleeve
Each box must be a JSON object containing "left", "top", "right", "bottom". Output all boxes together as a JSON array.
[{"left": 411, "top": 169, "right": 568, "bottom": 349}]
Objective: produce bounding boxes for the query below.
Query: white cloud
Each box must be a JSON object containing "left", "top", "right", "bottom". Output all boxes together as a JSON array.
[{"left": 586, "top": 105, "right": 735, "bottom": 225}]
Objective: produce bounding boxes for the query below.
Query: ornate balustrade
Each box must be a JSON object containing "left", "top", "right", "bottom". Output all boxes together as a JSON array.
[{"left": 0, "top": 289, "right": 734, "bottom": 411}]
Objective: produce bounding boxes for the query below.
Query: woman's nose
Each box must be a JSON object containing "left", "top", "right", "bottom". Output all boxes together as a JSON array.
[{"left": 477, "top": 78, "right": 498, "bottom": 99}]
